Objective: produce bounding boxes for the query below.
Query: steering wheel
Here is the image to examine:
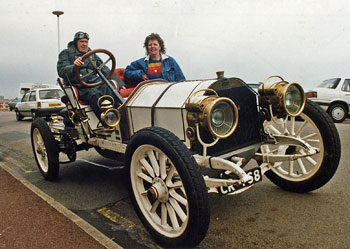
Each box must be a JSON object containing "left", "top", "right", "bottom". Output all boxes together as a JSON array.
[{"left": 74, "top": 49, "right": 116, "bottom": 87}]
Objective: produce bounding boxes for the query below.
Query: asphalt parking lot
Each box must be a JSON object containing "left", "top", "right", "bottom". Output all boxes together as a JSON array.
[{"left": 0, "top": 111, "right": 349, "bottom": 249}]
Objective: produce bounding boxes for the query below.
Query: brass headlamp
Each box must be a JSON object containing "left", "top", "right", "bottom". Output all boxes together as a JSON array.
[
  {"left": 98, "top": 96, "right": 120, "bottom": 130},
  {"left": 186, "top": 89, "right": 238, "bottom": 139},
  {"left": 258, "top": 76, "right": 306, "bottom": 117}
]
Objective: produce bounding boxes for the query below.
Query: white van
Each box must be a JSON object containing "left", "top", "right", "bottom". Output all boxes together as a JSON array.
[{"left": 15, "top": 87, "right": 65, "bottom": 121}]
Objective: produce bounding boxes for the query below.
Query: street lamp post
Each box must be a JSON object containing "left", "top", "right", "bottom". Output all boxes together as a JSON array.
[{"left": 52, "top": 11, "right": 64, "bottom": 54}]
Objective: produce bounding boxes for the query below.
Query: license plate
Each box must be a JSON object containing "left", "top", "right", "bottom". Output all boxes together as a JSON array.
[
  {"left": 49, "top": 103, "right": 61, "bottom": 107},
  {"left": 218, "top": 167, "right": 262, "bottom": 195}
]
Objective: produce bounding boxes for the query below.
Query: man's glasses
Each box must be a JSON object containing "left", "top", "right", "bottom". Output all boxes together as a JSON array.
[{"left": 75, "top": 32, "right": 89, "bottom": 40}]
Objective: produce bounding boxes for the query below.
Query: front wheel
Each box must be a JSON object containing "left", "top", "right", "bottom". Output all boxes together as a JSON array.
[
  {"left": 31, "top": 118, "right": 59, "bottom": 181},
  {"left": 262, "top": 99, "right": 341, "bottom": 193},
  {"left": 15, "top": 109, "right": 23, "bottom": 121},
  {"left": 327, "top": 103, "right": 347, "bottom": 123},
  {"left": 125, "top": 127, "right": 210, "bottom": 248}
]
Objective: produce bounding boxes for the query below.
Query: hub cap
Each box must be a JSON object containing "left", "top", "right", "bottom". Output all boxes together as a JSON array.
[{"left": 331, "top": 107, "right": 345, "bottom": 121}]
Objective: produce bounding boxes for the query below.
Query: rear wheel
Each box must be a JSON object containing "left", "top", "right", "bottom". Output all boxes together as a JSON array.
[
  {"left": 262, "top": 99, "right": 341, "bottom": 193},
  {"left": 327, "top": 103, "right": 347, "bottom": 123},
  {"left": 31, "top": 118, "right": 59, "bottom": 181},
  {"left": 125, "top": 127, "right": 210, "bottom": 248}
]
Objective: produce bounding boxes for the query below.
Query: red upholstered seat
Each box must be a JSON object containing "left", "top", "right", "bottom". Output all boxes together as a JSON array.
[
  {"left": 114, "top": 68, "right": 140, "bottom": 88},
  {"left": 114, "top": 68, "right": 135, "bottom": 98},
  {"left": 114, "top": 68, "right": 125, "bottom": 83},
  {"left": 73, "top": 69, "right": 135, "bottom": 105},
  {"left": 71, "top": 87, "right": 87, "bottom": 105},
  {"left": 120, "top": 87, "right": 134, "bottom": 98}
]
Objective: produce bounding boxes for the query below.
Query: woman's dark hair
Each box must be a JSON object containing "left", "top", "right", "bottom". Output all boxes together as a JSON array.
[{"left": 143, "top": 33, "right": 166, "bottom": 55}]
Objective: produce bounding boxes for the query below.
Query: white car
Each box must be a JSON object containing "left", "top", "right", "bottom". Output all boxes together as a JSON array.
[
  {"left": 15, "top": 87, "right": 65, "bottom": 121},
  {"left": 306, "top": 78, "right": 350, "bottom": 123}
]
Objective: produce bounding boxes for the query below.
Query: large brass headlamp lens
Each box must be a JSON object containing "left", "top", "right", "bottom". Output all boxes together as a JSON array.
[
  {"left": 259, "top": 76, "right": 306, "bottom": 117},
  {"left": 186, "top": 89, "right": 238, "bottom": 139},
  {"left": 283, "top": 83, "right": 305, "bottom": 116},
  {"left": 206, "top": 98, "right": 238, "bottom": 138}
]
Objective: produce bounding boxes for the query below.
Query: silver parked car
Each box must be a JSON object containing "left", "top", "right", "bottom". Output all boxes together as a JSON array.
[
  {"left": 15, "top": 87, "right": 65, "bottom": 121},
  {"left": 306, "top": 78, "right": 350, "bottom": 122}
]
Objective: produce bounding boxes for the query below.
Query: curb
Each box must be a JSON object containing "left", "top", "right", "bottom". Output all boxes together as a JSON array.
[{"left": 0, "top": 162, "right": 123, "bottom": 249}]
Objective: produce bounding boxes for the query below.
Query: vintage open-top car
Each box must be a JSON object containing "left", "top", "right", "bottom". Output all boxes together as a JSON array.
[{"left": 30, "top": 49, "right": 341, "bottom": 248}]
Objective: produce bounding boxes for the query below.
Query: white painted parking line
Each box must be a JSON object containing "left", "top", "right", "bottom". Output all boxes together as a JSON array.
[{"left": 76, "top": 159, "right": 124, "bottom": 170}]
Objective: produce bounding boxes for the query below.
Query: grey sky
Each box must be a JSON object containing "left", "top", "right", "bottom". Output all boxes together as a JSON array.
[{"left": 0, "top": 0, "right": 349, "bottom": 98}]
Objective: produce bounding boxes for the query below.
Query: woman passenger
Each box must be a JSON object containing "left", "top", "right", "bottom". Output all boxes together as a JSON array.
[{"left": 124, "top": 33, "right": 185, "bottom": 86}]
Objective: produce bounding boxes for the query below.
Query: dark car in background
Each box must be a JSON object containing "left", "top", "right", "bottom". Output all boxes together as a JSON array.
[{"left": 8, "top": 98, "right": 20, "bottom": 111}]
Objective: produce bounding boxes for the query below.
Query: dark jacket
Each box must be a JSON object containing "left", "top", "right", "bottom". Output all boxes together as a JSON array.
[
  {"left": 124, "top": 54, "right": 185, "bottom": 85},
  {"left": 57, "top": 41, "right": 124, "bottom": 88}
]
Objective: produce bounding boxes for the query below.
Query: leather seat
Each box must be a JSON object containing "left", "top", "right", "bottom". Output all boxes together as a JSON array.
[{"left": 73, "top": 68, "right": 135, "bottom": 105}]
